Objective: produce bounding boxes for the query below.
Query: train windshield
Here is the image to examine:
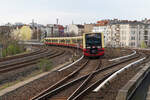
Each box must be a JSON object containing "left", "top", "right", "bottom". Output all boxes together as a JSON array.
[{"left": 85, "top": 33, "right": 101, "bottom": 47}]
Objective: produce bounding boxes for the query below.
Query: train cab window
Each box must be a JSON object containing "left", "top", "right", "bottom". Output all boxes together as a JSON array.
[{"left": 85, "top": 33, "right": 102, "bottom": 47}]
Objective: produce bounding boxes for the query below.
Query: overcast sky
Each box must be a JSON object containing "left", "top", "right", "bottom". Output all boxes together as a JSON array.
[{"left": 0, "top": 0, "right": 150, "bottom": 25}]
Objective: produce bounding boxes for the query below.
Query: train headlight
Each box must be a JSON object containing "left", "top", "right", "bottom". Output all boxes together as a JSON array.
[
  {"left": 87, "top": 46, "right": 91, "bottom": 49},
  {"left": 97, "top": 46, "right": 101, "bottom": 48}
]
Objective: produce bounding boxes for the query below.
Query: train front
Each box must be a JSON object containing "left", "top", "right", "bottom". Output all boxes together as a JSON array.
[{"left": 83, "top": 33, "right": 104, "bottom": 57}]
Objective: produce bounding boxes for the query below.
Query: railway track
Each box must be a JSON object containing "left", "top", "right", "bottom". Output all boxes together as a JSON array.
[
  {"left": 73, "top": 53, "right": 146, "bottom": 100},
  {"left": 0, "top": 48, "right": 48, "bottom": 65},
  {"left": 0, "top": 47, "right": 65, "bottom": 74},
  {"left": 31, "top": 51, "right": 146, "bottom": 100},
  {"left": 0, "top": 46, "right": 85, "bottom": 100},
  {"left": 30, "top": 58, "right": 103, "bottom": 100},
  {"left": 0, "top": 46, "right": 46, "bottom": 62}
]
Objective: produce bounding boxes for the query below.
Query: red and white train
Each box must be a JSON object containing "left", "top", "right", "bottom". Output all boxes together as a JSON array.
[{"left": 44, "top": 32, "right": 104, "bottom": 57}]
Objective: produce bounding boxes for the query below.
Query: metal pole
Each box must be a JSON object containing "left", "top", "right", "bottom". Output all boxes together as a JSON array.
[
  {"left": 37, "top": 25, "right": 38, "bottom": 41},
  {"left": 0, "top": 44, "right": 2, "bottom": 58},
  {"left": 0, "top": 48, "right": 2, "bottom": 58}
]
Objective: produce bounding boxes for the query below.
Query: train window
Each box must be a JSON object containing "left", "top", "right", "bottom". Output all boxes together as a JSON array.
[
  {"left": 60, "top": 39, "right": 65, "bottom": 43},
  {"left": 77, "top": 39, "right": 82, "bottom": 43},
  {"left": 72, "top": 39, "right": 77, "bottom": 44},
  {"left": 52, "top": 40, "right": 58, "bottom": 43},
  {"left": 81, "top": 39, "right": 83, "bottom": 44},
  {"left": 56, "top": 40, "right": 58, "bottom": 43},
  {"left": 66, "top": 39, "right": 70, "bottom": 44}
]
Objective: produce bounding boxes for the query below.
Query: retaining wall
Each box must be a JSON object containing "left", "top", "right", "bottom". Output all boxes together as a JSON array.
[{"left": 116, "top": 62, "right": 150, "bottom": 100}]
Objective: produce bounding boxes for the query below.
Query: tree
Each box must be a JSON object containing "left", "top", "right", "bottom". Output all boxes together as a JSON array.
[
  {"left": 141, "top": 41, "right": 147, "bottom": 48},
  {"left": 69, "top": 31, "right": 76, "bottom": 37}
]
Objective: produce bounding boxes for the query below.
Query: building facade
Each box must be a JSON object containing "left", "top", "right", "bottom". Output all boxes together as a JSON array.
[
  {"left": 0, "top": 26, "right": 13, "bottom": 37},
  {"left": 45, "top": 24, "right": 64, "bottom": 37},
  {"left": 93, "top": 20, "right": 150, "bottom": 48},
  {"left": 92, "top": 20, "right": 109, "bottom": 46},
  {"left": 84, "top": 24, "right": 95, "bottom": 33},
  {"left": 113, "top": 22, "right": 150, "bottom": 48},
  {"left": 67, "top": 24, "right": 84, "bottom": 36},
  {"left": 107, "top": 22, "right": 150, "bottom": 48}
]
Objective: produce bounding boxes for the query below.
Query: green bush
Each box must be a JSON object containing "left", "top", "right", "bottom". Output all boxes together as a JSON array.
[
  {"left": 2, "top": 49, "right": 7, "bottom": 57},
  {"left": 0, "top": 35, "right": 25, "bottom": 57},
  {"left": 38, "top": 58, "right": 52, "bottom": 72},
  {"left": 2, "top": 43, "right": 24, "bottom": 57},
  {"left": 141, "top": 41, "right": 147, "bottom": 48},
  {"left": 7, "top": 44, "right": 15, "bottom": 55}
]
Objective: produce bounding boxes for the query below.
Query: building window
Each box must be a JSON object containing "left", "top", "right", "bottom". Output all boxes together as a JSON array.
[
  {"left": 145, "top": 41, "right": 148, "bottom": 45},
  {"left": 131, "top": 31, "right": 135, "bottom": 34},
  {"left": 144, "top": 30, "right": 148, "bottom": 35},
  {"left": 144, "top": 36, "right": 148, "bottom": 40},
  {"left": 130, "top": 42, "right": 135, "bottom": 46},
  {"left": 131, "top": 37, "right": 135, "bottom": 40}
]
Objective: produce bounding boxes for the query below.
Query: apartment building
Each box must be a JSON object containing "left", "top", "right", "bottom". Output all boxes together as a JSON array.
[
  {"left": 46, "top": 24, "right": 64, "bottom": 37},
  {"left": 93, "top": 20, "right": 150, "bottom": 48},
  {"left": 105, "top": 24, "right": 121, "bottom": 47},
  {"left": 0, "top": 26, "right": 13, "bottom": 37},
  {"left": 109, "top": 22, "right": 150, "bottom": 48},
  {"left": 92, "top": 20, "right": 109, "bottom": 46},
  {"left": 84, "top": 24, "right": 95, "bottom": 33}
]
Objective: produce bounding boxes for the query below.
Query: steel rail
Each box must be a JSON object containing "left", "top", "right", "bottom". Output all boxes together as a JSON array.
[
  {"left": 0, "top": 50, "right": 65, "bottom": 73},
  {"left": 0, "top": 49, "right": 53, "bottom": 69},
  {"left": 0, "top": 47, "right": 47, "bottom": 62},
  {"left": 32, "top": 52, "right": 140, "bottom": 100},
  {"left": 67, "top": 59, "right": 102, "bottom": 100},
  {"left": 74, "top": 57, "right": 146, "bottom": 100},
  {"left": 30, "top": 59, "right": 89, "bottom": 100}
]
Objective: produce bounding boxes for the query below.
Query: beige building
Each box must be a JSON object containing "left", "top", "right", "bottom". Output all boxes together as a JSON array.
[{"left": 84, "top": 24, "right": 95, "bottom": 33}]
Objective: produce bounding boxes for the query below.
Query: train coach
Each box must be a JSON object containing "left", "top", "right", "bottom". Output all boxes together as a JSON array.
[{"left": 44, "top": 32, "right": 104, "bottom": 57}]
